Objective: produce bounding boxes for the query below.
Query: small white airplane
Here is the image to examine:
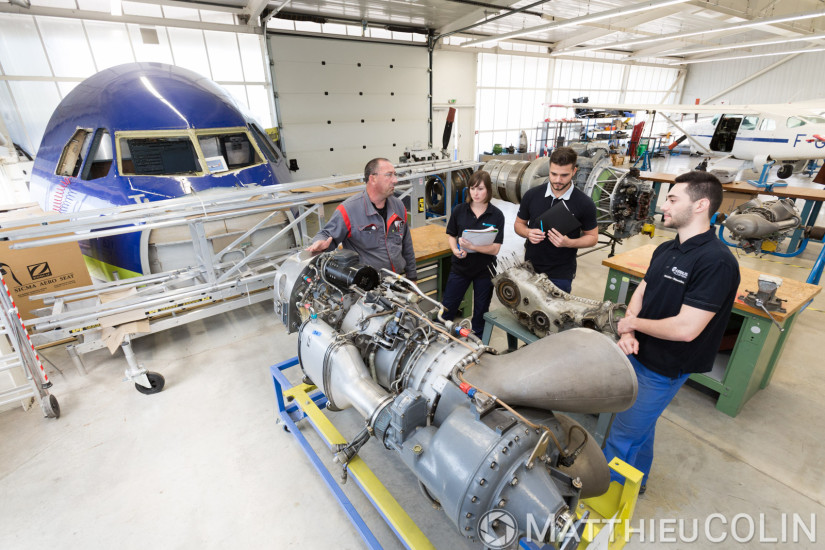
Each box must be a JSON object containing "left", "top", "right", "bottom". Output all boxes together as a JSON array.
[{"left": 548, "top": 100, "right": 825, "bottom": 179}]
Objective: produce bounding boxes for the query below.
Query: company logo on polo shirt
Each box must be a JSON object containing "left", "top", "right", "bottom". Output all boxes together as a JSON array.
[
  {"left": 664, "top": 265, "right": 688, "bottom": 284},
  {"left": 671, "top": 266, "right": 688, "bottom": 279}
]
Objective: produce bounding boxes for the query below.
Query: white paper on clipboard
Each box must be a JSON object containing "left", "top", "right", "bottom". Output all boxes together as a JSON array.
[{"left": 460, "top": 227, "right": 497, "bottom": 252}]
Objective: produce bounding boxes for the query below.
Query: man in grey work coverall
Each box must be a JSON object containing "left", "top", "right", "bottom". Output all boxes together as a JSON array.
[{"left": 307, "top": 157, "right": 417, "bottom": 281}]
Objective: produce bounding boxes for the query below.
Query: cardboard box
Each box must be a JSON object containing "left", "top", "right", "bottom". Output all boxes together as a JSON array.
[
  {"left": 610, "top": 154, "right": 626, "bottom": 166},
  {"left": 0, "top": 206, "right": 93, "bottom": 321},
  {"left": 718, "top": 191, "right": 754, "bottom": 215}
]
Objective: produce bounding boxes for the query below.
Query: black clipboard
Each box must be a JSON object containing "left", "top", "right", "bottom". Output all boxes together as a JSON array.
[{"left": 536, "top": 200, "right": 581, "bottom": 235}]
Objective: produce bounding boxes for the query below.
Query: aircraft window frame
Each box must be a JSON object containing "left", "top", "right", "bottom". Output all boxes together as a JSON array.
[
  {"left": 740, "top": 116, "right": 759, "bottom": 131},
  {"left": 248, "top": 123, "right": 282, "bottom": 165},
  {"left": 786, "top": 117, "right": 806, "bottom": 128},
  {"left": 56, "top": 128, "right": 93, "bottom": 178},
  {"left": 118, "top": 135, "right": 202, "bottom": 176},
  {"left": 195, "top": 130, "right": 263, "bottom": 173},
  {"left": 759, "top": 118, "right": 776, "bottom": 131},
  {"left": 711, "top": 115, "right": 720, "bottom": 126},
  {"left": 80, "top": 128, "right": 113, "bottom": 181}
]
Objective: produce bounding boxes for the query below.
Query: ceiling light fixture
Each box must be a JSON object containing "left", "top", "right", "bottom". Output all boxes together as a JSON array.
[
  {"left": 563, "top": 9, "right": 825, "bottom": 55},
  {"left": 461, "top": 0, "right": 691, "bottom": 48},
  {"left": 662, "top": 32, "right": 825, "bottom": 57},
  {"left": 669, "top": 46, "right": 825, "bottom": 65}
]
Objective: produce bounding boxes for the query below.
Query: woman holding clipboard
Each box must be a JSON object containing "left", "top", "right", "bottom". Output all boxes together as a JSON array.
[{"left": 441, "top": 170, "right": 505, "bottom": 337}]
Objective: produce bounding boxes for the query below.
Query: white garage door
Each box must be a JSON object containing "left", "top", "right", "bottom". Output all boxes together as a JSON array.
[{"left": 268, "top": 34, "right": 430, "bottom": 179}]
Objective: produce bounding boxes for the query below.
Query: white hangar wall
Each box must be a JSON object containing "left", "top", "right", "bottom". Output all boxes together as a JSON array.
[
  {"left": 432, "top": 49, "right": 477, "bottom": 163},
  {"left": 0, "top": 11, "right": 275, "bottom": 158},
  {"left": 268, "top": 34, "right": 430, "bottom": 179},
  {"left": 681, "top": 46, "right": 825, "bottom": 105}
]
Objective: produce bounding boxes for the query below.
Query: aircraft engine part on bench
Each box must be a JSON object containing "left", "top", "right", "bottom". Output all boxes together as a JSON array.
[
  {"left": 423, "top": 167, "right": 474, "bottom": 215},
  {"left": 482, "top": 155, "right": 654, "bottom": 240},
  {"left": 492, "top": 258, "right": 626, "bottom": 338},
  {"left": 722, "top": 198, "right": 801, "bottom": 254},
  {"left": 273, "top": 249, "right": 638, "bottom": 547}
]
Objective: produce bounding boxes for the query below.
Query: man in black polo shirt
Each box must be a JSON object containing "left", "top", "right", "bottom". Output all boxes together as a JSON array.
[
  {"left": 514, "top": 147, "right": 598, "bottom": 292},
  {"left": 603, "top": 170, "right": 740, "bottom": 494}
]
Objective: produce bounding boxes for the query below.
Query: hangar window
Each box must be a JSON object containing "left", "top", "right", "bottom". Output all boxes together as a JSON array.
[
  {"left": 740, "top": 116, "right": 759, "bottom": 130},
  {"left": 81, "top": 129, "right": 113, "bottom": 181},
  {"left": 248, "top": 123, "right": 282, "bottom": 164},
  {"left": 56, "top": 129, "right": 92, "bottom": 177},
  {"left": 197, "top": 132, "right": 261, "bottom": 172},
  {"left": 759, "top": 118, "right": 776, "bottom": 131},
  {"left": 119, "top": 137, "right": 200, "bottom": 176}
]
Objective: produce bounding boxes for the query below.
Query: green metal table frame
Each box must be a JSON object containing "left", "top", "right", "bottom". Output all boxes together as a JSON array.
[
  {"left": 603, "top": 268, "right": 799, "bottom": 417},
  {"left": 481, "top": 309, "right": 616, "bottom": 446}
]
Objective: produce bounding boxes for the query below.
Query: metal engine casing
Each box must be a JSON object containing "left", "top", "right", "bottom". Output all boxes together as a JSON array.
[
  {"left": 723, "top": 198, "right": 801, "bottom": 254},
  {"left": 273, "top": 250, "right": 638, "bottom": 546},
  {"left": 482, "top": 156, "right": 654, "bottom": 240},
  {"left": 493, "top": 258, "right": 624, "bottom": 338}
]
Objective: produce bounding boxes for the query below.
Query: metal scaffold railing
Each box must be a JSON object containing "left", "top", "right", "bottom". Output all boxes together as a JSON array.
[
  {"left": 0, "top": 275, "right": 60, "bottom": 418},
  {"left": 0, "top": 159, "right": 478, "bottom": 394}
]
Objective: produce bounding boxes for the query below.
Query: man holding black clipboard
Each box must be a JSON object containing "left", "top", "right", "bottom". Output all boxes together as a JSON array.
[{"left": 514, "top": 147, "right": 598, "bottom": 292}]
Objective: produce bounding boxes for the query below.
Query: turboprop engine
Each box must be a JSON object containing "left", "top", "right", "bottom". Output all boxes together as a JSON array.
[
  {"left": 723, "top": 198, "right": 801, "bottom": 253},
  {"left": 273, "top": 250, "right": 638, "bottom": 547}
]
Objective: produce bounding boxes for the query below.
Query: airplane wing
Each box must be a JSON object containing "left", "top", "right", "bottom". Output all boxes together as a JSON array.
[{"left": 546, "top": 101, "right": 761, "bottom": 115}]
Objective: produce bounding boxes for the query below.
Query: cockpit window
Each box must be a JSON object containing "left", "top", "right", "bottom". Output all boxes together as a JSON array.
[
  {"left": 81, "top": 129, "right": 112, "bottom": 181},
  {"left": 248, "top": 123, "right": 282, "bottom": 164},
  {"left": 119, "top": 137, "right": 200, "bottom": 176},
  {"left": 801, "top": 115, "right": 825, "bottom": 124},
  {"left": 56, "top": 129, "right": 92, "bottom": 177},
  {"left": 197, "top": 132, "right": 262, "bottom": 172},
  {"left": 787, "top": 117, "right": 806, "bottom": 128},
  {"left": 740, "top": 116, "right": 759, "bottom": 130}
]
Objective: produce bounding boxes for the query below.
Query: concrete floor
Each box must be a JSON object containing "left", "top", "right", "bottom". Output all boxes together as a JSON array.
[{"left": 1, "top": 157, "right": 824, "bottom": 549}]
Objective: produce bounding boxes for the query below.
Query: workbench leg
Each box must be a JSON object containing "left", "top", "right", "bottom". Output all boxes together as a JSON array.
[
  {"left": 481, "top": 321, "right": 493, "bottom": 346},
  {"left": 714, "top": 315, "right": 776, "bottom": 417},
  {"left": 593, "top": 412, "right": 615, "bottom": 448},
  {"left": 506, "top": 334, "right": 518, "bottom": 352},
  {"left": 759, "top": 313, "right": 797, "bottom": 389}
]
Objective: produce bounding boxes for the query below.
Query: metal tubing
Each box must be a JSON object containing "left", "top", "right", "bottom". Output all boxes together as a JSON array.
[{"left": 66, "top": 344, "right": 87, "bottom": 375}]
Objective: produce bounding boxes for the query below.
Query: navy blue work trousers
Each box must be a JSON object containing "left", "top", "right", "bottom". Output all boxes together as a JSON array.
[{"left": 440, "top": 271, "right": 494, "bottom": 337}]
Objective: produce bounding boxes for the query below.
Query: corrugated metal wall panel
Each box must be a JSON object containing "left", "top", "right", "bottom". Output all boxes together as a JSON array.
[{"left": 680, "top": 45, "right": 825, "bottom": 105}]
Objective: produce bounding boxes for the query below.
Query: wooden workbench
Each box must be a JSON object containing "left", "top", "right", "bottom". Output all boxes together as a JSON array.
[
  {"left": 602, "top": 243, "right": 821, "bottom": 417},
  {"left": 410, "top": 224, "right": 451, "bottom": 302},
  {"left": 411, "top": 224, "right": 450, "bottom": 263},
  {"left": 639, "top": 171, "right": 825, "bottom": 252}
]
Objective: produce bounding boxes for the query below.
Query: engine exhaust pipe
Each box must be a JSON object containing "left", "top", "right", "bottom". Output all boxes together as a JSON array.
[{"left": 466, "top": 328, "right": 637, "bottom": 413}]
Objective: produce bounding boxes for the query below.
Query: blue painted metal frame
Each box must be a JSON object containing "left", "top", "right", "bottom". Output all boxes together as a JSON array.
[
  {"left": 716, "top": 223, "right": 810, "bottom": 258},
  {"left": 270, "top": 357, "right": 382, "bottom": 550}
]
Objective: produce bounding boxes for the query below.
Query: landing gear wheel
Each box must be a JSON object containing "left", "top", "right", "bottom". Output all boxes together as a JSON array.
[
  {"left": 135, "top": 372, "right": 165, "bottom": 395},
  {"left": 43, "top": 394, "right": 60, "bottom": 418},
  {"left": 777, "top": 164, "right": 793, "bottom": 179}
]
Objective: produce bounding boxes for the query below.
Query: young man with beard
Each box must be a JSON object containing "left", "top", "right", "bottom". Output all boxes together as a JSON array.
[{"left": 603, "top": 170, "right": 740, "bottom": 493}]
